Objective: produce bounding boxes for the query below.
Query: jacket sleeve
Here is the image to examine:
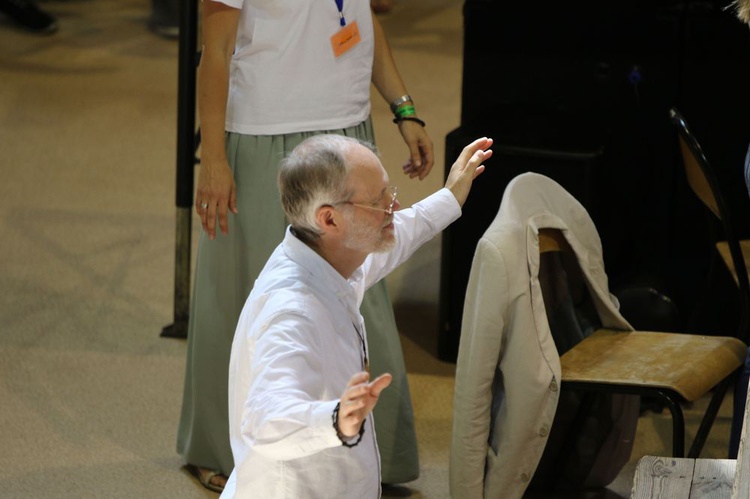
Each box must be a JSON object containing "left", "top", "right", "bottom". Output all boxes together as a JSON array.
[{"left": 450, "top": 236, "right": 509, "bottom": 499}]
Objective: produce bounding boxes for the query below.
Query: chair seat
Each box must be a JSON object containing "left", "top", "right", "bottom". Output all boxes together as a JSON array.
[
  {"left": 560, "top": 329, "right": 747, "bottom": 401},
  {"left": 716, "top": 239, "right": 750, "bottom": 287}
]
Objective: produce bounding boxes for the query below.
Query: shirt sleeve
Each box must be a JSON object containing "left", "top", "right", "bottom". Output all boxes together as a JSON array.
[{"left": 239, "top": 312, "right": 343, "bottom": 461}]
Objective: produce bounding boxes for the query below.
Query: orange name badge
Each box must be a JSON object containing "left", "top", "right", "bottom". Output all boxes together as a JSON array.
[{"left": 330, "top": 20, "right": 361, "bottom": 58}]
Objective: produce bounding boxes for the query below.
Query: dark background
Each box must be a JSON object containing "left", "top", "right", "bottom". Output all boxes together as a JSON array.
[{"left": 438, "top": 0, "right": 750, "bottom": 362}]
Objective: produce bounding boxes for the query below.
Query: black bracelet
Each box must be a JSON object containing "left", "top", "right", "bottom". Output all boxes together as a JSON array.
[
  {"left": 393, "top": 116, "right": 426, "bottom": 127},
  {"left": 332, "top": 401, "right": 365, "bottom": 448}
]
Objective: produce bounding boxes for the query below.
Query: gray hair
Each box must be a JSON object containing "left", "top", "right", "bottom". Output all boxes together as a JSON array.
[{"left": 278, "top": 134, "right": 378, "bottom": 243}]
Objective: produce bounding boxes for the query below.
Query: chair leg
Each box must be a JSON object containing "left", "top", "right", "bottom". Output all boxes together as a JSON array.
[
  {"left": 560, "top": 380, "right": 736, "bottom": 458},
  {"left": 564, "top": 382, "right": 687, "bottom": 456},
  {"left": 687, "top": 376, "right": 733, "bottom": 458},
  {"left": 652, "top": 389, "right": 686, "bottom": 457},
  {"left": 730, "top": 355, "right": 750, "bottom": 458}
]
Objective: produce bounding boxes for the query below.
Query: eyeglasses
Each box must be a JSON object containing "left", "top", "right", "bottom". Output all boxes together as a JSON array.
[{"left": 343, "top": 186, "right": 399, "bottom": 216}]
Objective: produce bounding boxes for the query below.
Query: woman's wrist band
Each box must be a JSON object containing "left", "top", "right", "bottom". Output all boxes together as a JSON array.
[
  {"left": 393, "top": 116, "right": 426, "bottom": 127},
  {"left": 332, "top": 401, "right": 365, "bottom": 448},
  {"left": 389, "top": 95, "right": 424, "bottom": 127},
  {"left": 394, "top": 105, "right": 416, "bottom": 118},
  {"left": 389, "top": 94, "right": 413, "bottom": 113}
]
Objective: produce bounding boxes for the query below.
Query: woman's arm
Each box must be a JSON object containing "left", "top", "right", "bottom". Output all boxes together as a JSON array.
[
  {"left": 195, "top": 0, "right": 241, "bottom": 239},
  {"left": 370, "top": 12, "right": 434, "bottom": 180}
]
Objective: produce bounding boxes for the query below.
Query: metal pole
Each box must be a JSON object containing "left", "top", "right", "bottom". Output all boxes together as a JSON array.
[{"left": 162, "top": 0, "right": 199, "bottom": 339}]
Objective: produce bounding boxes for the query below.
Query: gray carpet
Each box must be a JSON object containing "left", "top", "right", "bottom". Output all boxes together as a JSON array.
[{"left": 0, "top": 0, "right": 737, "bottom": 497}]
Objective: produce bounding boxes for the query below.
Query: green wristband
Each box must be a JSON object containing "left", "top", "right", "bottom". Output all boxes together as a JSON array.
[
  {"left": 394, "top": 105, "right": 416, "bottom": 118},
  {"left": 389, "top": 94, "right": 413, "bottom": 113}
]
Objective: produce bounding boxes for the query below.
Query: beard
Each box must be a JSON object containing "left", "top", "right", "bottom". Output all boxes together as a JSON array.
[{"left": 343, "top": 213, "right": 396, "bottom": 254}]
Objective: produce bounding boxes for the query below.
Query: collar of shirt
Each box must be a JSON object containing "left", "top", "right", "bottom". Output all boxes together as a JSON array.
[{"left": 281, "top": 227, "right": 364, "bottom": 320}]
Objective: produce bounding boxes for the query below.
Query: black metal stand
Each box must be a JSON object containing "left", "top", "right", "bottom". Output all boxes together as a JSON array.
[{"left": 161, "top": 0, "right": 199, "bottom": 339}]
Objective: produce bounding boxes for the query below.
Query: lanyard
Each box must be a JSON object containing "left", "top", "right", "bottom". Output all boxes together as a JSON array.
[
  {"left": 333, "top": 0, "right": 346, "bottom": 27},
  {"left": 352, "top": 322, "right": 369, "bottom": 371}
]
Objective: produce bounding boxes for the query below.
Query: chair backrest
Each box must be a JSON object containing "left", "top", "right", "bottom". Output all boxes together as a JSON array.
[
  {"left": 537, "top": 228, "right": 594, "bottom": 354},
  {"left": 669, "top": 107, "right": 750, "bottom": 342},
  {"left": 539, "top": 228, "right": 569, "bottom": 253},
  {"left": 539, "top": 228, "right": 586, "bottom": 310},
  {"left": 533, "top": 227, "right": 635, "bottom": 492}
]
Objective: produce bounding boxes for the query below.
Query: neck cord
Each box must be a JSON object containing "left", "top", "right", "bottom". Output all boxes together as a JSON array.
[{"left": 352, "top": 322, "right": 369, "bottom": 371}]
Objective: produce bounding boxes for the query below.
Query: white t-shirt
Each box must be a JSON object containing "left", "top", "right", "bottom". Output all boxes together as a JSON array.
[{"left": 214, "top": 0, "right": 374, "bottom": 135}]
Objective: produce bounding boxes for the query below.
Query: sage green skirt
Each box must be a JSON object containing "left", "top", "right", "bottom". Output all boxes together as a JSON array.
[{"left": 176, "top": 118, "right": 420, "bottom": 483}]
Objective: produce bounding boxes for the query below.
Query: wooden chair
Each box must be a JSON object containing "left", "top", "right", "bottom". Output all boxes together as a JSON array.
[
  {"left": 670, "top": 107, "right": 750, "bottom": 458},
  {"left": 539, "top": 228, "right": 747, "bottom": 458},
  {"left": 669, "top": 108, "right": 750, "bottom": 345}
]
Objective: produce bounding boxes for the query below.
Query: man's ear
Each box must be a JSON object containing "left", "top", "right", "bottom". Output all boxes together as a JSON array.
[{"left": 315, "top": 205, "right": 342, "bottom": 236}]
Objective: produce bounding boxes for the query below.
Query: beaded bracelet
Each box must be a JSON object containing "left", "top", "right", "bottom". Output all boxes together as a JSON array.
[
  {"left": 332, "top": 401, "right": 365, "bottom": 448},
  {"left": 393, "top": 116, "right": 426, "bottom": 127}
]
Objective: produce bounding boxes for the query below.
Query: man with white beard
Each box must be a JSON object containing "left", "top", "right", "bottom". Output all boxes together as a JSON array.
[{"left": 221, "top": 134, "right": 493, "bottom": 498}]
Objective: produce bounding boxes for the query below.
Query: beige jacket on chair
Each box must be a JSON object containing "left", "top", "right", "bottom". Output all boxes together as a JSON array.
[{"left": 449, "top": 172, "right": 638, "bottom": 498}]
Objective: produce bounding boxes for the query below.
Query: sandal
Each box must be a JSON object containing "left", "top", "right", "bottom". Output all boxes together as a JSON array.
[{"left": 185, "top": 464, "right": 227, "bottom": 493}]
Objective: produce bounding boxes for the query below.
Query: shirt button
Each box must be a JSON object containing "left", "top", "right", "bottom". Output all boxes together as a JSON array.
[
  {"left": 540, "top": 425, "right": 550, "bottom": 437},
  {"left": 521, "top": 473, "right": 530, "bottom": 482},
  {"left": 549, "top": 379, "right": 558, "bottom": 392}
]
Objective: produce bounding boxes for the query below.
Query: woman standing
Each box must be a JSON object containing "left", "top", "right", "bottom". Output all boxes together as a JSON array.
[{"left": 177, "top": 0, "right": 434, "bottom": 492}]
